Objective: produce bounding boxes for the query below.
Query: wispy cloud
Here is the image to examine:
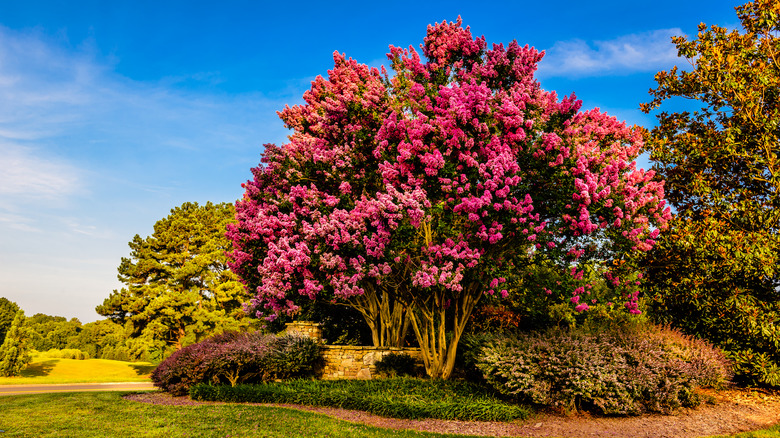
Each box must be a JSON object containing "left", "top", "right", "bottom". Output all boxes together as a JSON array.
[
  {"left": 538, "top": 28, "right": 684, "bottom": 78},
  {"left": 0, "top": 24, "right": 302, "bottom": 322},
  {"left": 0, "top": 25, "right": 294, "bottom": 206},
  {"left": 0, "top": 211, "right": 41, "bottom": 233},
  {"left": 0, "top": 142, "right": 82, "bottom": 199}
]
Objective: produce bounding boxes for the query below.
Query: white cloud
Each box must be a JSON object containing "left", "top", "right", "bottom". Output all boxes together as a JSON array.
[
  {"left": 0, "top": 142, "right": 82, "bottom": 199},
  {"left": 538, "top": 28, "right": 684, "bottom": 78}
]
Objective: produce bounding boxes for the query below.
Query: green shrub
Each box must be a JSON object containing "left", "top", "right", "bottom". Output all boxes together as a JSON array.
[
  {"left": 374, "top": 353, "right": 420, "bottom": 377},
  {"left": 191, "top": 377, "right": 530, "bottom": 422},
  {"left": 474, "top": 322, "right": 731, "bottom": 415},
  {"left": 264, "top": 334, "right": 324, "bottom": 380},
  {"left": 37, "top": 348, "right": 90, "bottom": 360}
]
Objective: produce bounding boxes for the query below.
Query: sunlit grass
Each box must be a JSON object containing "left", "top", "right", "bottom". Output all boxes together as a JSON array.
[
  {"left": 0, "top": 357, "right": 153, "bottom": 385},
  {"left": 0, "top": 391, "right": 481, "bottom": 438},
  {"left": 713, "top": 425, "right": 780, "bottom": 438},
  {"left": 1, "top": 391, "right": 779, "bottom": 438}
]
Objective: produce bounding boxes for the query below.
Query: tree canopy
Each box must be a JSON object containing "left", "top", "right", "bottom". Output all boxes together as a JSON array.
[
  {"left": 0, "top": 309, "right": 31, "bottom": 377},
  {"left": 229, "top": 19, "right": 671, "bottom": 378},
  {"left": 97, "top": 201, "right": 255, "bottom": 361},
  {"left": 0, "top": 297, "right": 20, "bottom": 346},
  {"left": 641, "top": 0, "right": 780, "bottom": 386}
]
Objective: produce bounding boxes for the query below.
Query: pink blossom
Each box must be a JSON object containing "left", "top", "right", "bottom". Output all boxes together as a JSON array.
[{"left": 228, "top": 18, "right": 670, "bottom": 324}]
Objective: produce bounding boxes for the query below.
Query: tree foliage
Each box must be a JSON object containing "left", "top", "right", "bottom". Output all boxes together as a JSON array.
[
  {"left": 641, "top": 0, "right": 780, "bottom": 386},
  {"left": 0, "top": 310, "right": 31, "bottom": 377},
  {"left": 0, "top": 297, "right": 20, "bottom": 346},
  {"left": 229, "top": 19, "right": 670, "bottom": 378},
  {"left": 97, "top": 201, "right": 255, "bottom": 361},
  {"left": 26, "top": 314, "right": 81, "bottom": 352},
  {"left": 70, "top": 319, "right": 133, "bottom": 361}
]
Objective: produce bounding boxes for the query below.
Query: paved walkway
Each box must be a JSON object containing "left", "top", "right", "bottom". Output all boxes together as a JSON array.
[{"left": 0, "top": 382, "right": 155, "bottom": 396}]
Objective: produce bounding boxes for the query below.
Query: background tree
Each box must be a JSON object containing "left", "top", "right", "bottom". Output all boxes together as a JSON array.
[
  {"left": 0, "top": 297, "right": 20, "bottom": 345},
  {"left": 97, "top": 201, "right": 256, "bottom": 362},
  {"left": 26, "top": 314, "right": 81, "bottom": 351},
  {"left": 0, "top": 309, "right": 31, "bottom": 377},
  {"left": 69, "top": 319, "right": 133, "bottom": 361},
  {"left": 641, "top": 0, "right": 780, "bottom": 386},
  {"left": 229, "top": 19, "right": 670, "bottom": 379}
]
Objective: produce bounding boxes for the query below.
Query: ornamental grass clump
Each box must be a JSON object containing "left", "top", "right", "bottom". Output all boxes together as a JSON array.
[
  {"left": 475, "top": 322, "right": 731, "bottom": 415},
  {"left": 151, "top": 331, "right": 322, "bottom": 396}
]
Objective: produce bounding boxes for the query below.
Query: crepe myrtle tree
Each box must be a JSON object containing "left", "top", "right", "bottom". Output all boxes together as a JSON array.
[{"left": 228, "top": 18, "right": 671, "bottom": 379}]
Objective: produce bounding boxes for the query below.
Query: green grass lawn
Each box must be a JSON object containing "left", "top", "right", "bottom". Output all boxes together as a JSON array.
[
  {"left": 1, "top": 356, "right": 779, "bottom": 438},
  {"left": 0, "top": 356, "right": 154, "bottom": 385},
  {"left": 1, "top": 391, "right": 779, "bottom": 438},
  {"left": 0, "top": 391, "right": 482, "bottom": 438}
]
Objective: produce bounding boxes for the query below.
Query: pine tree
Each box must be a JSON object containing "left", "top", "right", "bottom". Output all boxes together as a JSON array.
[{"left": 97, "top": 202, "right": 255, "bottom": 361}]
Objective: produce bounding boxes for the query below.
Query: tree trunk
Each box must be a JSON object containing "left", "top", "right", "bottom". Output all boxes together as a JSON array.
[
  {"left": 408, "top": 284, "right": 481, "bottom": 379},
  {"left": 350, "top": 284, "right": 410, "bottom": 347}
]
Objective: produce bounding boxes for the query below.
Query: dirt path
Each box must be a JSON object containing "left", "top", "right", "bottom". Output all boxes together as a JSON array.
[{"left": 125, "top": 387, "right": 780, "bottom": 438}]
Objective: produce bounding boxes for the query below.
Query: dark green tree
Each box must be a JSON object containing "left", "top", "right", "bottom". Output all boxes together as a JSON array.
[
  {"left": 641, "top": 0, "right": 780, "bottom": 386},
  {"left": 0, "top": 310, "right": 31, "bottom": 377},
  {"left": 26, "top": 314, "right": 81, "bottom": 351},
  {"left": 68, "top": 319, "right": 131, "bottom": 361},
  {"left": 97, "top": 202, "right": 255, "bottom": 361},
  {"left": 0, "top": 297, "right": 20, "bottom": 345}
]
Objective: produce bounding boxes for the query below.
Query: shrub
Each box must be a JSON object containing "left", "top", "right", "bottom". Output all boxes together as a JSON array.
[
  {"left": 374, "top": 353, "right": 420, "bottom": 377},
  {"left": 37, "top": 348, "right": 90, "bottom": 360},
  {"left": 191, "top": 377, "right": 530, "bottom": 422},
  {"left": 264, "top": 334, "right": 324, "bottom": 380},
  {"left": 474, "top": 322, "right": 731, "bottom": 415},
  {"left": 151, "top": 331, "right": 322, "bottom": 396}
]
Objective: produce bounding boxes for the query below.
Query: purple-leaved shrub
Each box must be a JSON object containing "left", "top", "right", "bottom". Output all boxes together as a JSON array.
[
  {"left": 151, "top": 331, "right": 322, "bottom": 396},
  {"left": 475, "top": 322, "right": 731, "bottom": 415}
]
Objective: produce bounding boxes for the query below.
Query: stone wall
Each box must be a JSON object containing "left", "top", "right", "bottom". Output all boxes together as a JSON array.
[
  {"left": 321, "top": 346, "right": 422, "bottom": 380},
  {"left": 285, "top": 321, "right": 323, "bottom": 340},
  {"left": 285, "top": 321, "right": 422, "bottom": 380}
]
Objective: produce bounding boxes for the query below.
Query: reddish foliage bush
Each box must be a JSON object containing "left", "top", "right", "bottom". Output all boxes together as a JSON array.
[{"left": 151, "top": 332, "right": 322, "bottom": 396}]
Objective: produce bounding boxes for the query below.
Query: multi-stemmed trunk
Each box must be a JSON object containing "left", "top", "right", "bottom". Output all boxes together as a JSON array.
[
  {"left": 349, "top": 283, "right": 410, "bottom": 347},
  {"left": 406, "top": 282, "right": 481, "bottom": 379}
]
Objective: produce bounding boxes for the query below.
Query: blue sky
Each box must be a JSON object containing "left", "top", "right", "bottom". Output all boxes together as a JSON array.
[{"left": 0, "top": 0, "right": 739, "bottom": 322}]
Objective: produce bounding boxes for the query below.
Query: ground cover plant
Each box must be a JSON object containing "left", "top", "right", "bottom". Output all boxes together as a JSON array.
[
  {"left": 190, "top": 377, "right": 530, "bottom": 422},
  {"left": 151, "top": 331, "right": 322, "bottom": 395},
  {"left": 474, "top": 321, "right": 732, "bottom": 415},
  {"left": 0, "top": 356, "right": 153, "bottom": 385}
]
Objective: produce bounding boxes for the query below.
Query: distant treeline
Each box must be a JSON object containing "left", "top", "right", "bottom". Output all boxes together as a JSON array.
[{"left": 0, "top": 297, "right": 148, "bottom": 362}]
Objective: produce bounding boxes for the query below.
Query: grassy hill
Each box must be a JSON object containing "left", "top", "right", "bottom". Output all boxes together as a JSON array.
[{"left": 0, "top": 355, "right": 153, "bottom": 385}]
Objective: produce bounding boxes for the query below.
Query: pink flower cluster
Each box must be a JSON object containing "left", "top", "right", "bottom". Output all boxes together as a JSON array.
[{"left": 227, "top": 19, "right": 671, "bottom": 319}]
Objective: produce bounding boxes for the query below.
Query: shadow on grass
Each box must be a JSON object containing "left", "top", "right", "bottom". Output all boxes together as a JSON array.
[
  {"left": 130, "top": 364, "right": 156, "bottom": 376},
  {"left": 21, "top": 359, "right": 58, "bottom": 377}
]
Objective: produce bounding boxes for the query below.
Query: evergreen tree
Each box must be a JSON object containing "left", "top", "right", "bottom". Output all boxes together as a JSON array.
[
  {"left": 0, "top": 297, "right": 20, "bottom": 345},
  {"left": 0, "top": 310, "right": 31, "bottom": 377},
  {"left": 97, "top": 201, "right": 255, "bottom": 361}
]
